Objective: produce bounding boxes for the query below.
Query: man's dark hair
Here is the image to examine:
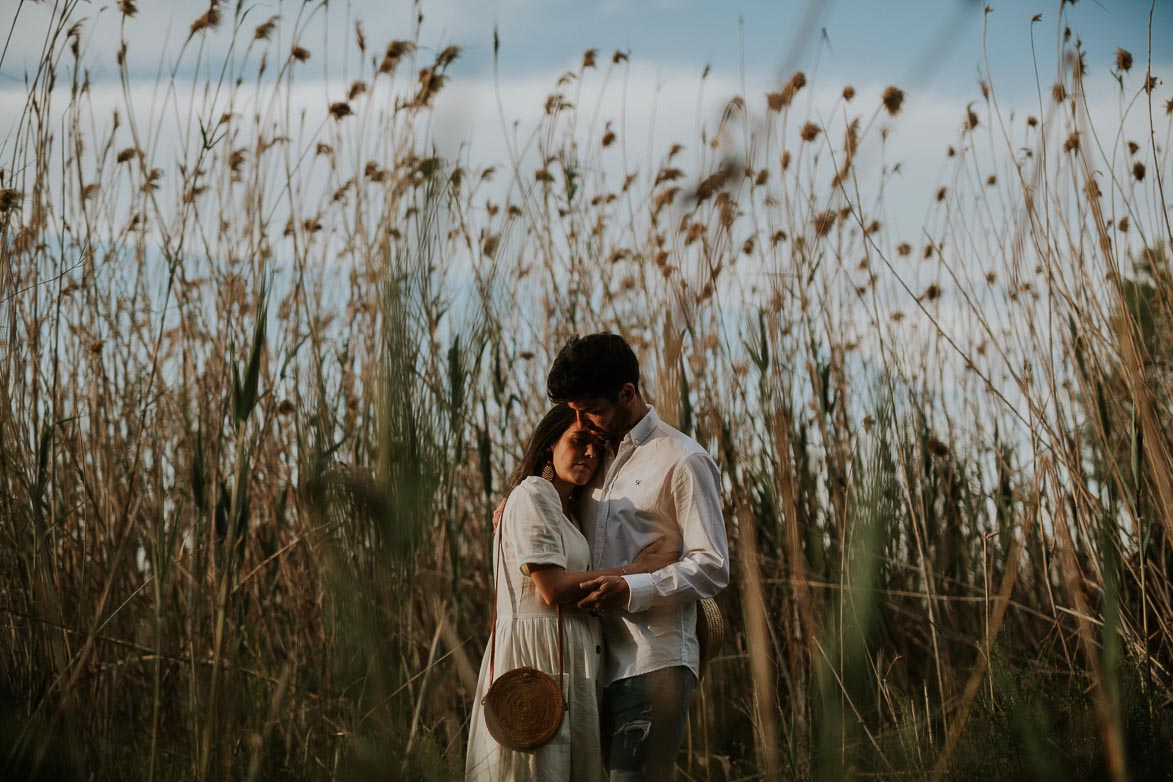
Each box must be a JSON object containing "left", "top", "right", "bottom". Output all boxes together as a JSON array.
[{"left": 547, "top": 332, "right": 640, "bottom": 402}]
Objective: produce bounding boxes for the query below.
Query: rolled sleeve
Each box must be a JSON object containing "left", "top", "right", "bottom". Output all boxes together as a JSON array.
[
  {"left": 506, "top": 478, "right": 568, "bottom": 575},
  {"left": 644, "top": 452, "right": 729, "bottom": 607}
]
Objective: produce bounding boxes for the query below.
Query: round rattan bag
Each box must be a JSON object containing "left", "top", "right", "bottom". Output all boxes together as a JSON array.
[{"left": 482, "top": 666, "right": 566, "bottom": 751}]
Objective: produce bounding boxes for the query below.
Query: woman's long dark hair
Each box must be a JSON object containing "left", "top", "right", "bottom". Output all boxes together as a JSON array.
[{"left": 504, "top": 404, "right": 578, "bottom": 496}]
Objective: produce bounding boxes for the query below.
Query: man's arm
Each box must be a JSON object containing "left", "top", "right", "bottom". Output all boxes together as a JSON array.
[{"left": 579, "top": 451, "right": 728, "bottom": 613}]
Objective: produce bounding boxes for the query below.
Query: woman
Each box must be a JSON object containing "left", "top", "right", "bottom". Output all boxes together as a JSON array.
[{"left": 466, "top": 405, "right": 675, "bottom": 782}]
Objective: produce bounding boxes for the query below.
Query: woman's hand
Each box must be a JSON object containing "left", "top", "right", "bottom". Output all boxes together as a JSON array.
[
  {"left": 632, "top": 536, "right": 680, "bottom": 574},
  {"left": 577, "top": 575, "right": 629, "bottom": 612}
]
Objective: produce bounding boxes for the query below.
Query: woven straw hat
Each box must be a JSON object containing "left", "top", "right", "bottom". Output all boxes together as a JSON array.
[{"left": 696, "top": 597, "right": 725, "bottom": 678}]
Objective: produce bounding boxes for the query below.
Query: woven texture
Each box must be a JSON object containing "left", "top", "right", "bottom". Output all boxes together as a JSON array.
[
  {"left": 482, "top": 666, "right": 566, "bottom": 751},
  {"left": 697, "top": 598, "right": 725, "bottom": 678}
]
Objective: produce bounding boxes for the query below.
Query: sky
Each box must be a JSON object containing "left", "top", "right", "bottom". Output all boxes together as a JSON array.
[
  {"left": 4, "top": 0, "right": 1169, "bottom": 91},
  {"left": 1, "top": 0, "right": 1171, "bottom": 436},
  {"left": 3, "top": 1, "right": 1170, "bottom": 305},
  {"left": 2, "top": 1, "right": 1171, "bottom": 313},
  {"left": 4, "top": 0, "right": 1168, "bottom": 155},
  {"left": 455, "top": 0, "right": 1171, "bottom": 92},
  {"left": 3, "top": 0, "right": 1169, "bottom": 260}
]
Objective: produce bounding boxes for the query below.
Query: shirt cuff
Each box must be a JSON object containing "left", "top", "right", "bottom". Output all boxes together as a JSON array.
[{"left": 622, "top": 573, "right": 656, "bottom": 612}]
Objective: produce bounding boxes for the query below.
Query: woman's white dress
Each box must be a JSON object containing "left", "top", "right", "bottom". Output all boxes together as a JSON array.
[{"left": 465, "top": 476, "right": 606, "bottom": 782}]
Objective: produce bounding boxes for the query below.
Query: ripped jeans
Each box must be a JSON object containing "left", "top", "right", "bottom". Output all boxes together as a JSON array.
[{"left": 601, "top": 666, "right": 697, "bottom": 781}]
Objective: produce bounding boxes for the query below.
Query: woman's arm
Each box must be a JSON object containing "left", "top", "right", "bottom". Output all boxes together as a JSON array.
[
  {"left": 526, "top": 564, "right": 631, "bottom": 607},
  {"left": 525, "top": 538, "right": 678, "bottom": 607}
]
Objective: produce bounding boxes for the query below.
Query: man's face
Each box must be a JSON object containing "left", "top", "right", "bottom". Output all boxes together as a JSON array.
[{"left": 567, "top": 395, "right": 628, "bottom": 441}]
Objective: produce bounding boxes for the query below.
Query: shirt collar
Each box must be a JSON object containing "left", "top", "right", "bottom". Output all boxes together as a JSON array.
[{"left": 622, "top": 405, "right": 659, "bottom": 447}]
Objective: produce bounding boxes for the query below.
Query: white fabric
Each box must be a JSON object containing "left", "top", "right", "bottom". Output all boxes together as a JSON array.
[
  {"left": 466, "top": 476, "right": 606, "bottom": 782},
  {"left": 577, "top": 406, "right": 729, "bottom": 685}
]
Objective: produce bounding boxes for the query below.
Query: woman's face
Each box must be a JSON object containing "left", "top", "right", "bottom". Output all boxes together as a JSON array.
[{"left": 550, "top": 423, "right": 602, "bottom": 486}]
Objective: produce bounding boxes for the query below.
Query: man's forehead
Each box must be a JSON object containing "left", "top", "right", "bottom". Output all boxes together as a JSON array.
[
  {"left": 564, "top": 422, "right": 604, "bottom": 447},
  {"left": 567, "top": 398, "right": 611, "bottom": 412},
  {"left": 566, "top": 422, "right": 599, "bottom": 437}
]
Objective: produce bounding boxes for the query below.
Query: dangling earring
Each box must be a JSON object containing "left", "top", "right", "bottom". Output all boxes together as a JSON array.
[{"left": 541, "top": 461, "right": 556, "bottom": 482}]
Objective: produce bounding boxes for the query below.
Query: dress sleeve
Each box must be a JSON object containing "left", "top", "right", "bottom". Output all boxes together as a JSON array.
[{"left": 504, "top": 478, "right": 567, "bottom": 575}]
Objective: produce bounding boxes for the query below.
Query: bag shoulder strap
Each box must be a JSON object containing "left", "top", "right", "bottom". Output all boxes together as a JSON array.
[
  {"left": 489, "top": 501, "right": 503, "bottom": 684},
  {"left": 486, "top": 487, "right": 566, "bottom": 705}
]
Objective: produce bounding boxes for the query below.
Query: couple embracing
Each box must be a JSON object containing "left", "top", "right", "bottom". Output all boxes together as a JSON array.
[{"left": 466, "top": 333, "right": 730, "bottom": 781}]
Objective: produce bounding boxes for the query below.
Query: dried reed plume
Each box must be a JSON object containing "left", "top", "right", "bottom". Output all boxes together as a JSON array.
[
  {"left": 254, "top": 16, "right": 278, "bottom": 41},
  {"left": 767, "top": 71, "right": 806, "bottom": 111},
  {"left": 189, "top": 2, "right": 222, "bottom": 37},
  {"left": 881, "top": 85, "right": 905, "bottom": 116},
  {"left": 1115, "top": 47, "right": 1133, "bottom": 72},
  {"left": 380, "top": 40, "right": 416, "bottom": 74},
  {"left": 0, "top": 188, "right": 22, "bottom": 213}
]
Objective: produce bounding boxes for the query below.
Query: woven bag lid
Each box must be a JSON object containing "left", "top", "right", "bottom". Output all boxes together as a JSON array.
[{"left": 482, "top": 666, "right": 565, "bottom": 751}]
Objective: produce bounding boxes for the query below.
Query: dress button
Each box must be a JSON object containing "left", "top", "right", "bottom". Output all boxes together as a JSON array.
[{"left": 595, "top": 645, "right": 602, "bottom": 654}]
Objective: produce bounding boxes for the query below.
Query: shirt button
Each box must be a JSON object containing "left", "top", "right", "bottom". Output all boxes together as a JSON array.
[{"left": 595, "top": 645, "right": 602, "bottom": 654}]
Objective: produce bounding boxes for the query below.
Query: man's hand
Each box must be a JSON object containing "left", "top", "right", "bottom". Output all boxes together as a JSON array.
[
  {"left": 577, "top": 575, "right": 630, "bottom": 612},
  {"left": 633, "top": 536, "right": 679, "bottom": 573}
]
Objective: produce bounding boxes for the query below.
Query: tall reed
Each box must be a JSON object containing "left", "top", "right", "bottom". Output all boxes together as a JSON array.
[{"left": 1, "top": 2, "right": 1171, "bottom": 780}]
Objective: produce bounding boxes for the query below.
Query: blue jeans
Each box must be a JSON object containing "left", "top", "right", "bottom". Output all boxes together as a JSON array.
[{"left": 601, "top": 666, "right": 697, "bottom": 781}]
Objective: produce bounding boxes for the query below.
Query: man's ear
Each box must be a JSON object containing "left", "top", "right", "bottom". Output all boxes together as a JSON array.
[{"left": 619, "top": 383, "right": 636, "bottom": 404}]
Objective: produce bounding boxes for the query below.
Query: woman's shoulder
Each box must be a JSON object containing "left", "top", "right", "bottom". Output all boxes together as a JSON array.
[
  {"left": 503, "top": 477, "right": 565, "bottom": 534},
  {"left": 510, "top": 475, "right": 560, "bottom": 504},
  {"left": 504, "top": 477, "right": 564, "bottom": 523}
]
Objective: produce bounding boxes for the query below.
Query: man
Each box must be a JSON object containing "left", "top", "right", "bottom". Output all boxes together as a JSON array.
[{"left": 547, "top": 332, "right": 729, "bottom": 781}]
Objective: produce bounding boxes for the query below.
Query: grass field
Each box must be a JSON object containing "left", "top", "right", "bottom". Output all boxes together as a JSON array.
[{"left": 2, "top": 1, "right": 1172, "bottom": 779}]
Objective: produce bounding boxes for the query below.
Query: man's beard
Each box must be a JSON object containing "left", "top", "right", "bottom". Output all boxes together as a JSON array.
[{"left": 604, "top": 406, "right": 633, "bottom": 443}]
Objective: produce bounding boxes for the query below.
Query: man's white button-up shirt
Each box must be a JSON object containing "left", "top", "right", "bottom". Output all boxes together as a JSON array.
[{"left": 578, "top": 406, "right": 729, "bottom": 685}]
